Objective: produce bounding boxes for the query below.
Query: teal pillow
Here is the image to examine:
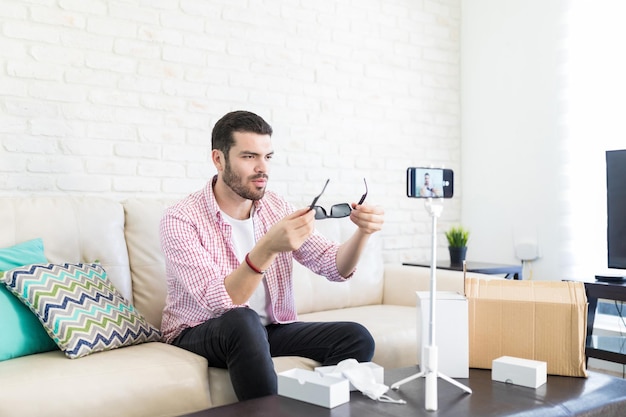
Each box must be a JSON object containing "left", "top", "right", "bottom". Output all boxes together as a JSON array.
[{"left": 0, "top": 239, "right": 58, "bottom": 361}]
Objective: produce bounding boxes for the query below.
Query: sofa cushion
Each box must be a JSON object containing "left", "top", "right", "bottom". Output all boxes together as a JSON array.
[
  {"left": 300, "top": 305, "right": 417, "bottom": 370},
  {"left": 207, "top": 356, "right": 320, "bottom": 408},
  {"left": 0, "top": 239, "right": 58, "bottom": 361},
  {"left": 122, "top": 198, "right": 176, "bottom": 329},
  {"left": 0, "top": 342, "right": 212, "bottom": 417},
  {"left": 1, "top": 263, "right": 161, "bottom": 359},
  {"left": 120, "top": 199, "right": 386, "bottom": 326},
  {"left": 294, "top": 217, "right": 384, "bottom": 314},
  {"left": 0, "top": 197, "right": 133, "bottom": 302}
]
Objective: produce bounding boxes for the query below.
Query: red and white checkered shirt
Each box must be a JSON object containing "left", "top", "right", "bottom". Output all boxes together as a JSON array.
[{"left": 159, "top": 177, "right": 349, "bottom": 343}]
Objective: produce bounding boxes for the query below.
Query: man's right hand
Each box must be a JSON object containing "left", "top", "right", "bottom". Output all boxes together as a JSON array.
[
  {"left": 227, "top": 207, "right": 315, "bottom": 304},
  {"left": 259, "top": 207, "right": 315, "bottom": 254}
]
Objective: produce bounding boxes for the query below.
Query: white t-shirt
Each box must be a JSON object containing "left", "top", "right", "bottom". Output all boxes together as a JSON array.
[{"left": 220, "top": 210, "right": 271, "bottom": 325}]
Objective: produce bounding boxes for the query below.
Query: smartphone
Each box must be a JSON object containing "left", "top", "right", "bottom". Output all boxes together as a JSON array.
[{"left": 406, "top": 167, "right": 454, "bottom": 198}]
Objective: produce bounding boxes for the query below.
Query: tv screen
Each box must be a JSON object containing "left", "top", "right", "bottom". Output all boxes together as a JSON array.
[{"left": 606, "top": 149, "right": 626, "bottom": 269}]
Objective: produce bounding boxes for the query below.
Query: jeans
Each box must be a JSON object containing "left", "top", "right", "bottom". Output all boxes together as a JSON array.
[{"left": 172, "top": 307, "right": 375, "bottom": 401}]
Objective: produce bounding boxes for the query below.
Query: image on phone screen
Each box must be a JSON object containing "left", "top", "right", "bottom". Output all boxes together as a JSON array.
[{"left": 406, "top": 167, "right": 454, "bottom": 198}]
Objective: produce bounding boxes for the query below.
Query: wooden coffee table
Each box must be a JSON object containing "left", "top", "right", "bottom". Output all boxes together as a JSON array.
[
  {"left": 178, "top": 366, "right": 626, "bottom": 417},
  {"left": 180, "top": 366, "right": 626, "bottom": 417}
]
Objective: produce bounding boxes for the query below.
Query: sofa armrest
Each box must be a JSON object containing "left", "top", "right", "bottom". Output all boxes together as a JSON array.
[
  {"left": 382, "top": 264, "right": 501, "bottom": 306},
  {"left": 382, "top": 264, "right": 461, "bottom": 306}
]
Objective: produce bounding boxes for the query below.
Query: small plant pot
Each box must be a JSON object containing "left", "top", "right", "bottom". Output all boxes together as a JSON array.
[{"left": 449, "top": 246, "right": 467, "bottom": 266}]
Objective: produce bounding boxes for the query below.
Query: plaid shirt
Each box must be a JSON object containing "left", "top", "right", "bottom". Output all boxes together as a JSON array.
[{"left": 159, "top": 176, "right": 348, "bottom": 343}]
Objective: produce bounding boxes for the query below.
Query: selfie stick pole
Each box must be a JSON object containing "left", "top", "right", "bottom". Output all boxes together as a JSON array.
[{"left": 390, "top": 198, "right": 472, "bottom": 411}]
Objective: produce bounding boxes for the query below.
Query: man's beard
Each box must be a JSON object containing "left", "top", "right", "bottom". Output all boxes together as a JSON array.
[{"left": 223, "top": 160, "right": 267, "bottom": 201}]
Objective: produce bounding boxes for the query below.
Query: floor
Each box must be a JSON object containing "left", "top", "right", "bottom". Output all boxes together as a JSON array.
[
  {"left": 588, "top": 361, "right": 626, "bottom": 379},
  {"left": 589, "top": 367, "right": 625, "bottom": 378}
]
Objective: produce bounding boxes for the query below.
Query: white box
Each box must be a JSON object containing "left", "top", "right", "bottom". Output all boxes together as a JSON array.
[
  {"left": 277, "top": 368, "right": 350, "bottom": 408},
  {"left": 492, "top": 356, "right": 547, "bottom": 388},
  {"left": 416, "top": 291, "right": 469, "bottom": 378},
  {"left": 314, "top": 362, "right": 384, "bottom": 391}
]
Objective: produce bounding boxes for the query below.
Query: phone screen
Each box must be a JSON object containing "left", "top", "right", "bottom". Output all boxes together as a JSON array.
[{"left": 406, "top": 167, "right": 454, "bottom": 198}]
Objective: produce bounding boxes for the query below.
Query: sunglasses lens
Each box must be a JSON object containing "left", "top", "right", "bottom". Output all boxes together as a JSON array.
[
  {"left": 313, "top": 206, "right": 327, "bottom": 219},
  {"left": 330, "top": 204, "right": 351, "bottom": 218}
]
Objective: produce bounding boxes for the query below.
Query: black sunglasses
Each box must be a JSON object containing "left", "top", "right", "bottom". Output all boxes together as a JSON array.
[{"left": 309, "top": 178, "right": 368, "bottom": 220}]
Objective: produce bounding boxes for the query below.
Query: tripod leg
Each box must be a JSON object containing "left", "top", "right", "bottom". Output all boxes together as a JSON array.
[
  {"left": 437, "top": 372, "right": 473, "bottom": 394},
  {"left": 390, "top": 370, "right": 426, "bottom": 390}
]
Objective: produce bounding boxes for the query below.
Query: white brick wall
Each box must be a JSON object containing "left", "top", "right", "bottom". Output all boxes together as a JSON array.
[{"left": 0, "top": 0, "right": 461, "bottom": 264}]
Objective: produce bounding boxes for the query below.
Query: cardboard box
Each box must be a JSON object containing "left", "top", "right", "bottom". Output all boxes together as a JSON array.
[
  {"left": 277, "top": 368, "right": 349, "bottom": 408},
  {"left": 416, "top": 291, "right": 469, "bottom": 378},
  {"left": 492, "top": 356, "right": 547, "bottom": 388},
  {"left": 314, "top": 362, "right": 383, "bottom": 391},
  {"left": 465, "top": 278, "right": 587, "bottom": 377}
]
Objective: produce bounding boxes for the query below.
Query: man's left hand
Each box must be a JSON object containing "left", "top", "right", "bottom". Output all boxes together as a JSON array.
[{"left": 349, "top": 203, "right": 384, "bottom": 235}]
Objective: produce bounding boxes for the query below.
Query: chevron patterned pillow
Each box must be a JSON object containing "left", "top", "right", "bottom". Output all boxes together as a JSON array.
[{"left": 1, "top": 263, "right": 161, "bottom": 359}]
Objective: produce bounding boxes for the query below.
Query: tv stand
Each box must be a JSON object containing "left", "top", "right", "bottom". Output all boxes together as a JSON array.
[{"left": 582, "top": 279, "right": 626, "bottom": 365}]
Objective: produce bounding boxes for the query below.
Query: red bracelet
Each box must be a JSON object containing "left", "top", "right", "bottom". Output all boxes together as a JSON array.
[{"left": 245, "top": 253, "right": 265, "bottom": 274}]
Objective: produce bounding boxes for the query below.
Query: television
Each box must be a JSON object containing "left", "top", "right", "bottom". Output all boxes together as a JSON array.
[{"left": 606, "top": 149, "right": 626, "bottom": 270}]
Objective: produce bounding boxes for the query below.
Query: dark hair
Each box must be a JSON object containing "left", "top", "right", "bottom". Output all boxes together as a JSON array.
[{"left": 211, "top": 111, "right": 273, "bottom": 157}]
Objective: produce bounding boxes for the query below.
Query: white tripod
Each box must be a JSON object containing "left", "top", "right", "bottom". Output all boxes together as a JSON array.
[{"left": 390, "top": 198, "right": 472, "bottom": 411}]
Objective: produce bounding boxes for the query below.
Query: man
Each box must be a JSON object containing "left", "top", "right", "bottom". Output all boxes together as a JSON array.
[
  {"left": 159, "top": 110, "right": 385, "bottom": 401},
  {"left": 420, "top": 172, "right": 439, "bottom": 197}
]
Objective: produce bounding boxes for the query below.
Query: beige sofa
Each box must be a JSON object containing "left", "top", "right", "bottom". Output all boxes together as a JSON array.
[{"left": 0, "top": 197, "right": 487, "bottom": 417}]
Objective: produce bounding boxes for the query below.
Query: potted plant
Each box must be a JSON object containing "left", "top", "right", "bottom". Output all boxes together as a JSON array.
[{"left": 445, "top": 225, "right": 470, "bottom": 265}]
